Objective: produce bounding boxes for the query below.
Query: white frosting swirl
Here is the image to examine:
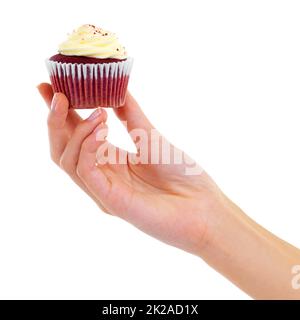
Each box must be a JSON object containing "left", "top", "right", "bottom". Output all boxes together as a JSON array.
[{"left": 58, "top": 24, "right": 127, "bottom": 59}]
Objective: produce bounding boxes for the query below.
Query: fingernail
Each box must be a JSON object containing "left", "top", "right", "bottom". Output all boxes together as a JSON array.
[
  {"left": 36, "top": 85, "right": 44, "bottom": 98},
  {"left": 87, "top": 108, "right": 102, "bottom": 121},
  {"left": 51, "top": 93, "right": 59, "bottom": 111}
]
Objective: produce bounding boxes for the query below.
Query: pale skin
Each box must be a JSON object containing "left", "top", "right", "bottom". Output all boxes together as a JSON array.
[{"left": 37, "top": 83, "right": 300, "bottom": 299}]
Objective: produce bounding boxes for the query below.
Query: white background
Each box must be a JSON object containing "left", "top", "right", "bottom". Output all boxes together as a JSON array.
[{"left": 0, "top": 0, "right": 299, "bottom": 299}]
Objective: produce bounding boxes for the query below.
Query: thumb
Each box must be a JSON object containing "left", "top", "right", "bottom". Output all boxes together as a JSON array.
[{"left": 113, "top": 91, "right": 154, "bottom": 133}]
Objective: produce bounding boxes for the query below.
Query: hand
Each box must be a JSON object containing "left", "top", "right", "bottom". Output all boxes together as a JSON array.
[
  {"left": 37, "top": 83, "right": 300, "bottom": 299},
  {"left": 37, "top": 83, "right": 225, "bottom": 255}
]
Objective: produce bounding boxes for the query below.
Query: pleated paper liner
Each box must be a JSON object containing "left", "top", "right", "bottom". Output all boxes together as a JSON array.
[{"left": 46, "top": 57, "right": 133, "bottom": 108}]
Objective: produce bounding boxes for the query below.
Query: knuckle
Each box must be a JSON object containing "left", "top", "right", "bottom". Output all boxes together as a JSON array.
[
  {"left": 47, "top": 112, "right": 65, "bottom": 130},
  {"left": 76, "top": 160, "right": 85, "bottom": 178},
  {"left": 81, "top": 137, "right": 90, "bottom": 151},
  {"left": 47, "top": 114, "right": 54, "bottom": 127},
  {"left": 73, "top": 122, "right": 85, "bottom": 136},
  {"left": 59, "top": 157, "right": 67, "bottom": 171},
  {"left": 49, "top": 150, "right": 59, "bottom": 165},
  {"left": 82, "top": 137, "right": 89, "bottom": 148},
  {"left": 59, "top": 157, "right": 74, "bottom": 174},
  {"left": 74, "top": 120, "right": 91, "bottom": 136},
  {"left": 47, "top": 114, "right": 61, "bottom": 129}
]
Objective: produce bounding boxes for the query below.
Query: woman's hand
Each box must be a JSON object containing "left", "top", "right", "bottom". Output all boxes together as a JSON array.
[
  {"left": 37, "top": 83, "right": 225, "bottom": 255},
  {"left": 38, "top": 83, "right": 300, "bottom": 299}
]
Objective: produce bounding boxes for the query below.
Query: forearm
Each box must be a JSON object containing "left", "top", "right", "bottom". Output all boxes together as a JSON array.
[{"left": 199, "top": 196, "right": 300, "bottom": 299}]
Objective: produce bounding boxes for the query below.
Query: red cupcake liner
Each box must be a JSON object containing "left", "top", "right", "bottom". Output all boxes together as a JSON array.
[{"left": 46, "top": 58, "right": 133, "bottom": 109}]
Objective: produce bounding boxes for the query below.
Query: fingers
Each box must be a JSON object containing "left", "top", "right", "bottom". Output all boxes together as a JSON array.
[
  {"left": 37, "top": 83, "right": 53, "bottom": 108},
  {"left": 47, "top": 93, "right": 70, "bottom": 163},
  {"left": 76, "top": 123, "right": 112, "bottom": 200},
  {"left": 37, "top": 83, "right": 112, "bottom": 214},
  {"left": 60, "top": 109, "right": 110, "bottom": 214},
  {"left": 76, "top": 127, "right": 136, "bottom": 217},
  {"left": 114, "top": 91, "right": 154, "bottom": 132},
  {"left": 60, "top": 108, "right": 107, "bottom": 176},
  {"left": 37, "top": 82, "right": 82, "bottom": 126}
]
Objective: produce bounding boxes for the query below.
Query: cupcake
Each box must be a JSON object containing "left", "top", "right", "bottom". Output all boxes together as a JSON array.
[{"left": 46, "top": 24, "right": 133, "bottom": 109}]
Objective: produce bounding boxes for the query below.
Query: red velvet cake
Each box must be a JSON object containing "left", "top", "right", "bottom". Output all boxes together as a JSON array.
[{"left": 46, "top": 25, "right": 133, "bottom": 109}]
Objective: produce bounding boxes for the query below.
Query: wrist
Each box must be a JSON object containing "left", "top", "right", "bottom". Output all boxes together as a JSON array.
[
  {"left": 195, "top": 192, "right": 242, "bottom": 257},
  {"left": 196, "top": 194, "right": 300, "bottom": 299},
  {"left": 184, "top": 189, "right": 236, "bottom": 257}
]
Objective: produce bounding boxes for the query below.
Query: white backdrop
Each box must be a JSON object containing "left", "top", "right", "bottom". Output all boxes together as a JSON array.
[{"left": 0, "top": 0, "right": 300, "bottom": 299}]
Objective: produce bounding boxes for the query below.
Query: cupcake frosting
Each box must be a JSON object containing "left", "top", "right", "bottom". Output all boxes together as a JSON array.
[{"left": 58, "top": 24, "right": 127, "bottom": 59}]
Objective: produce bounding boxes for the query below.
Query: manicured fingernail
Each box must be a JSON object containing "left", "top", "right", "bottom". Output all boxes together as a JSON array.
[
  {"left": 87, "top": 108, "right": 102, "bottom": 121},
  {"left": 51, "top": 93, "right": 59, "bottom": 111}
]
